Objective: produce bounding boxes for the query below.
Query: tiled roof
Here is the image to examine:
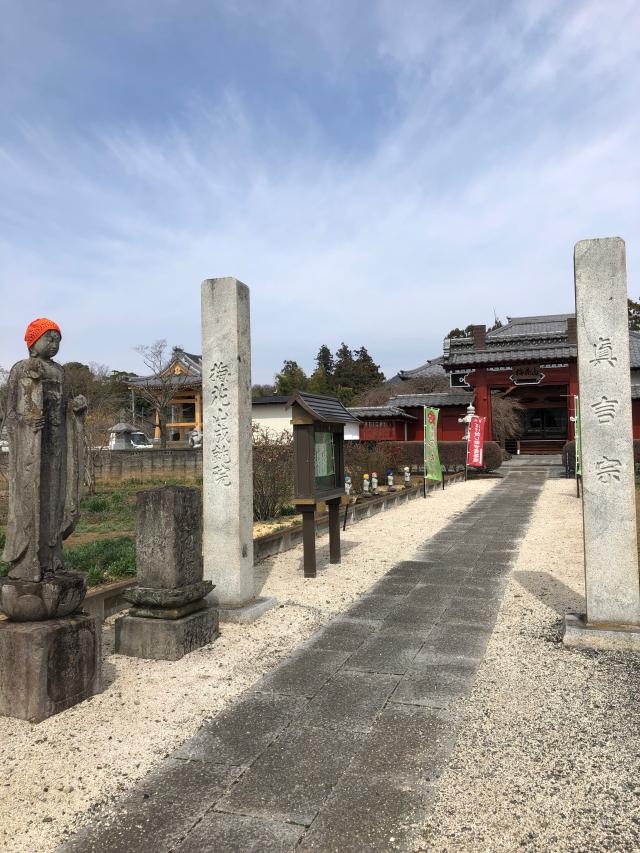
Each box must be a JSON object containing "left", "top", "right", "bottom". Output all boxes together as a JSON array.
[
  {"left": 286, "top": 392, "right": 359, "bottom": 423},
  {"left": 446, "top": 345, "right": 577, "bottom": 367},
  {"left": 252, "top": 395, "right": 289, "bottom": 405},
  {"left": 629, "top": 332, "right": 640, "bottom": 369},
  {"left": 389, "top": 391, "right": 473, "bottom": 408},
  {"left": 487, "top": 314, "right": 573, "bottom": 338},
  {"left": 347, "top": 406, "right": 416, "bottom": 420},
  {"left": 128, "top": 373, "right": 202, "bottom": 388},
  {"left": 396, "top": 356, "right": 446, "bottom": 381}
]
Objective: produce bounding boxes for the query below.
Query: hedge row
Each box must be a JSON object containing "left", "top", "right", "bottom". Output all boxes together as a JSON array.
[{"left": 344, "top": 440, "right": 502, "bottom": 479}]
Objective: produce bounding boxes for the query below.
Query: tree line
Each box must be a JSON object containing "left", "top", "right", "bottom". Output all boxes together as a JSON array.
[{"left": 255, "top": 343, "right": 386, "bottom": 406}]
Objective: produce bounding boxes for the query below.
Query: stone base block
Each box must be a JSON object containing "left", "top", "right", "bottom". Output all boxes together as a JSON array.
[
  {"left": 115, "top": 606, "right": 219, "bottom": 661},
  {"left": 216, "top": 596, "right": 278, "bottom": 624},
  {"left": 129, "top": 598, "right": 207, "bottom": 620},
  {"left": 0, "top": 614, "right": 102, "bottom": 723},
  {"left": 563, "top": 612, "right": 640, "bottom": 651}
]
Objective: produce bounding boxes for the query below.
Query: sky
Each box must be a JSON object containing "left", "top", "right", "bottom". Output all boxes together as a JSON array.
[{"left": 1, "top": 0, "right": 639, "bottom": 382}]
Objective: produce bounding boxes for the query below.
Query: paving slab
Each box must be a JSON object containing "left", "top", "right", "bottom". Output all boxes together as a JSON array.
[
  {"left": 172, "top": 692, "right": 305, "bottom": 765},
  {"left": 419, "top": 622, "right": 494, "bottom": 660},
  {"left": 382, "top": 604, "right": 445, "bottom": 632},
  {"left": 344, "top": 633, "right": 425, "bottom": 674},
  {"left": 345, "top": 593, "right": 405, "bottom": 621},
  {"left": 304, "top": 618, "right": 378, "bottom": 652},
  {"left": 300, "top": 704, "right": 458, "bottom": 850},
  {"left": 60, "top": 760, "right": 241, "bottom": 853},
  {"left": 441, "top": 596, "right": 502, "bottom": 628},
  {"left": 174, "top": 812, "right": 305, "bottom": 852},
  {"left": 215, "top": 725, "right": 366, "bottom": 826},
  {"left": 256, "top": 648, "right": 351, "bottom": 698},
  {"left": 392, "top": 660, "right": 479, "bottom": 707},
  {"left": 298, "top": 670, "right": 400, "bottom": 730}
]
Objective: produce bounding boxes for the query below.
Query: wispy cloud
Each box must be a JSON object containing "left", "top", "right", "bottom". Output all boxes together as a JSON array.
[{"left": 1, "top": 0, "right": 639, "bottom": 380}]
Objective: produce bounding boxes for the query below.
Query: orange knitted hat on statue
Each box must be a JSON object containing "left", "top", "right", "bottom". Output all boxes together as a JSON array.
[{"left": 24, "top": 318, "right": 62, "bottom": 350}]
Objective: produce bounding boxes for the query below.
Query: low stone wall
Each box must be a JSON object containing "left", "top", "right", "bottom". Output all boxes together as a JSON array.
[{"left": 91, "top": 449, "right": 202, "bottom": 483}]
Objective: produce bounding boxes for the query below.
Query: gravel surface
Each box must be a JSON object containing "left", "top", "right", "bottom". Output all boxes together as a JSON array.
[
  {"left": 421, "top": 478, "right": 640, "bottom": 852},
  {"left": 0, "top": 478, "right": 495, "bottom": 853}
]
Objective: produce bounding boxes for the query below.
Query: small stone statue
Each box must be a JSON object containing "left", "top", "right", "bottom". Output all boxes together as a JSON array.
[
  {"left": 0, "top": 318, "right": 88, "bottom": 620},
  {"left": 188, "top": 427, "right": 202, "bottom": 448}
]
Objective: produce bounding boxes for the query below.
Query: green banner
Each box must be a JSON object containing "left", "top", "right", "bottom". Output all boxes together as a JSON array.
[
  {"left": 424, "top": 407, "right": 442, "bottom": 481},
  {"left": 574, "top": 395, "right": 582, "bottom": 477}
]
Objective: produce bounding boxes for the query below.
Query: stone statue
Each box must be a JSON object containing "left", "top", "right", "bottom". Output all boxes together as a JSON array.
[
  {"left": 0, "top": 318, "right": 88, "bottom": 620},
  {"left": 188, "top": 427, "right": 202, "bottom": 448}
]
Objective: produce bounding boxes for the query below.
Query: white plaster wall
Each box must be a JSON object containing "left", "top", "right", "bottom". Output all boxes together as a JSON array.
[{"left": 252, "top": 404, "right": 292, "bottom": 436}]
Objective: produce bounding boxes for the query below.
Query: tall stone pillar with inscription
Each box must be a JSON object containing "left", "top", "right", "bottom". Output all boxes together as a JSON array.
[
  {"left": 564, "top": 237, "right": 640, "bottom": 650},
  {"left": 201, "top": 278, "right": 277, "bottom": 622}
]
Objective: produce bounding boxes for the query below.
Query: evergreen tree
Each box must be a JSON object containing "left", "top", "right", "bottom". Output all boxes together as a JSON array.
[
  {"left": 334, "top": 385, "right": 355, "bottom": 406},
  {"left": 315, "top": 344, "right": 334, "bottom": 377},
  {"left": 629, "top": 298, "right": 640, "bottom": 331},
  {"left": 252, "top": 383, "right": 276, "bottom": 398},
  {"left": 308, "top": 366, "right": 333, "bottom": 395},
  {"left": 333, "top": 343, "right": 355, "bottom": 389},
  {"left": 446, "top": 324, "right": 475, "bottom": 339},
  {"left": 352, "top": 346, "right": 385, "bottom": 393},
  {"left": 274, "top": 360, "right": 309, "bottom": 395}
]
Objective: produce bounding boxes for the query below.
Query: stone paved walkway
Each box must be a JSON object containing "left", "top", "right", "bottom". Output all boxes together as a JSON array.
[{"left": 60, "top": 468, "right": 548, "bottom": 853}]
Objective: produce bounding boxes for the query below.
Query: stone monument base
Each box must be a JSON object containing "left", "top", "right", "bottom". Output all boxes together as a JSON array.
[
  {"left": 563, "top": 613, "right": 640, "bottom": 651},
  {"left": 115, "top": 606, "right": 219, "bottom": 661},
  {"left": 216, "top": 596, "right": 278, "bottom": 624},
  {"left": 0, "top": 614, "right": 102, "bottom": 723}
]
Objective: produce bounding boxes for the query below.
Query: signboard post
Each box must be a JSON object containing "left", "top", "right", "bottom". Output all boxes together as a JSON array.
[
  {"left": 467, "top": 415, "right": 486, "bottom": 469},
  {"left": 423, "top": 407, "right": 442, "bottom": 496},
  {"left": 574, "top": 395, "right": 582, "bottom": 496}
]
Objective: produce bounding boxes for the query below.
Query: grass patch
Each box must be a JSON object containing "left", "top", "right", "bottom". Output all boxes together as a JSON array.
[
  {"left": 75, "top": 490, "right": 136, "bottom": 536},
  {"left": 63, "top": 536, "right": 136, "bottom": 587}
]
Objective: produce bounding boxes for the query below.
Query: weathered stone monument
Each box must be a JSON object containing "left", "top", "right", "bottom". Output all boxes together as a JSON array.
[
  {"left": 115, "top": 486, "right": 218, "bottom": 660},
  {"left": 201, "top": 277, "right": 276, "bottom": 621},
  {"left": 564, "top": 238, "right": 640, "bottom": 650},
  {"left": 0, "top": 318, "right": 101, "bottom": 721}
]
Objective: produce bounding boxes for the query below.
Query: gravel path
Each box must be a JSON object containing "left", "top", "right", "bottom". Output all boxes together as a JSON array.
[
  {"left": 0, "top": 478, "right": 495, "bottom": 853},
  {"left": 421, "top": 478, "right": 640, "bottom": 852}
]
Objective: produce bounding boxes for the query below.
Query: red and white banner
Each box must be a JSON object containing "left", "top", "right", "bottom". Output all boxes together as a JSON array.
[{"left": 467, "top": 415, "right": 486, "bottom": 468}]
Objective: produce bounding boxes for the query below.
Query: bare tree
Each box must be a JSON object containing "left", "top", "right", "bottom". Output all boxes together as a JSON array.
[
  {"left": 490, "top": 394, "right": 525, "bottom": 447},
  {"left": 353, "top": 374, "right": 449, "bottom": 407},
  {"left": 132, "top": 340, "right": 179, "bottom": 449}
]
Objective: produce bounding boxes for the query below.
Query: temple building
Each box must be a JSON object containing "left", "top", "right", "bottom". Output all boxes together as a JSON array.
[{"left": 398, "top": 313, "right": 640, "bottom": 452}]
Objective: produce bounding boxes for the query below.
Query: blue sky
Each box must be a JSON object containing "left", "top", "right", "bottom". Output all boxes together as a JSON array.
[{"left": 1, "top": 0, "right": 639, "bottom": 382}]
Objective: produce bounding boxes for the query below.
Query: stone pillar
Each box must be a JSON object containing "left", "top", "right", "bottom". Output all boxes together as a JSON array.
[
  {"left": 201, "top": 277, "right": 277, "bottom": 622},
  {"left": 115, "top": 486, "right": 218, "bottom": 660},
  {"left": 564, "top": 237, "right": 640, "bottom": 650}
]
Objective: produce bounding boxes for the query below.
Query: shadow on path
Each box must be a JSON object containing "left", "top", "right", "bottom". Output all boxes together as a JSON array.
[{"left": 513, "top": 570, "right": 585, "bottom": 615}]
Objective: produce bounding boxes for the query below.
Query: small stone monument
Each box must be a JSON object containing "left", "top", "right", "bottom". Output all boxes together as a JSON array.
[
  {"left": 115, "top": 486, "right": 219, "bottom": 660},
  {"left": 201, "top": 277, "right": 277, "bottom": 622},
  {"left": 564, "top": 237, "right": 640, "bottom": 650},
  {"left": 0, "top": 318, "right": 101, "bottom": 722}
]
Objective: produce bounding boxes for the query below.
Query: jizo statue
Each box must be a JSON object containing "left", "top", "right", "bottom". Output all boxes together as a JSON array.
[{"left": 0, "top": 318, "right": 88, "bottom": 620}]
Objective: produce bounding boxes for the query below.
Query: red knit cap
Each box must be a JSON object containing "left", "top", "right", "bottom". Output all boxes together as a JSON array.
[{"left": 24, "top": 318, "right": 62, "bottom": 350}]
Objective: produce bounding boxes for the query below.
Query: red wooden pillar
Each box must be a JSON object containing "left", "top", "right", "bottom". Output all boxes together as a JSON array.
[
  {"left": 473, "top": 368, "right": 492, "bottom": 440},
  {"left": 567, "top": 360, "right": 579, "bottom": 440}
]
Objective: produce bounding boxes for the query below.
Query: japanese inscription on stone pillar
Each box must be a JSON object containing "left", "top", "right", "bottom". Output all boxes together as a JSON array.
[
  {"left": 574, "top": 237, "right": 640, "bottom": 625},
  {"left": 208, "top": 361, "right": 232, "bottom": 486}
]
